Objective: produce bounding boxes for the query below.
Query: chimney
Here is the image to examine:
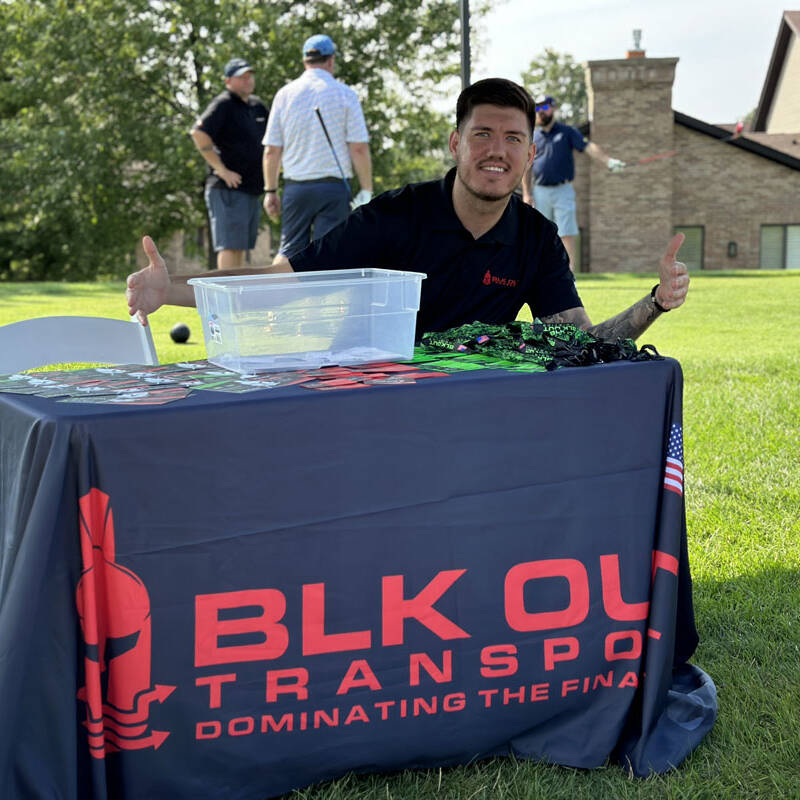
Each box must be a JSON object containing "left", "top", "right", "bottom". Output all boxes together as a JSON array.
[
  {"left": 626, "top": 28, "right": 645, "bottom": 59},
  {"left": 582, "top": 36, "right": 679, "bottom": 271}
]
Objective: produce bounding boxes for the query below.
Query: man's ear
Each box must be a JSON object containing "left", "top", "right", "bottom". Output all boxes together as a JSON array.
[
  {"left": 448, "top": 129, "right": 460, "bottom": 159},
  {"left": 527, "top": 141, "right": 536, "bottom": 168}
]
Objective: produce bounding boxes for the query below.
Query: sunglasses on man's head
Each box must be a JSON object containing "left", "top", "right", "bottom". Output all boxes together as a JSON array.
[{"left": 535, "top": 103, "right": 553, "bottom": 112}]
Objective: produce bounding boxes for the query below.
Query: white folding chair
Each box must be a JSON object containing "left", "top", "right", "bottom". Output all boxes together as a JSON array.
[{"left": 0, "top": 316, "right": 158, "bottom": 373}]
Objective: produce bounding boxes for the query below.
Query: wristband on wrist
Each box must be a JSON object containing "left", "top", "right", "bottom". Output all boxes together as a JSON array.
[
  {"left": 651, "top": 284, "right": 670, "bottom": 313},
  {"left": 264, "top": 189, "right": 277, "bottom": 194}
]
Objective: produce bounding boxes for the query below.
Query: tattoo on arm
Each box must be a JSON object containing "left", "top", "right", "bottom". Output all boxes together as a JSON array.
[
  {"left": 586, "top": 296, "right": 661, "bottom": 341},
  {"left": 541, "top": 296, "right": 661, "bottom": 341},
  {"left": 200, "top": 145, "right": 213, "bottom": 152},
  {"left": 541, "top": 307, "right": 592, "bottom": 329}
]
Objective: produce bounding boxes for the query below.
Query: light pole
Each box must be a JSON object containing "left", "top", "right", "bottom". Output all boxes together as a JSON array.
[{"left": 460, "top": 0, "right": 471, "bottom": 90}]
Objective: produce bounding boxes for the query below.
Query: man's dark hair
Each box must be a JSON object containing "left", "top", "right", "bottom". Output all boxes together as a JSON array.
[
  {"left": 455, "top": 78, "right": 536, "bottom": 139},
  {"left": 304, "top": 53, "right": 331, "bottom": 66}
]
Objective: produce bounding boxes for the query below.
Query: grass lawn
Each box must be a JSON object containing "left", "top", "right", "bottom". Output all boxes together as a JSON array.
[{"left": 1, "top": 271, "right": 798, "bottom": 798}]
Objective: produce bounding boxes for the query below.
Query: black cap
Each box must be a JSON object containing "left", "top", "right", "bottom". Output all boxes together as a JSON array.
[{"left": 224, "top": 58, "right": 253, "bottom": 78}]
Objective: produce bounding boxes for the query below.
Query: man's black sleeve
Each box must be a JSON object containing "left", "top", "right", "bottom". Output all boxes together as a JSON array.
[{"left": 195, "top": 95, "right": 229, "bottom": 142}]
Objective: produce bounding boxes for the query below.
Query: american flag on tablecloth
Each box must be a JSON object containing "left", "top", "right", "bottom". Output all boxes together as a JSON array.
[{"left": 663, "top": 423, "right": 684, "bottom": 496}]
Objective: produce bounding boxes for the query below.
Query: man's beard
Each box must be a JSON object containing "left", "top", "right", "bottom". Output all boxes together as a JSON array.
[
  {"left": 537, "top": 112, "right": 554, "bottom": 126},
  {"left": 456, "top": 166, "right": 513, "bottom": 203}
]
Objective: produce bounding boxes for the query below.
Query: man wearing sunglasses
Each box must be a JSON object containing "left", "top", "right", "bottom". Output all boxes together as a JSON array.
[{"left": 522, "top": 96, "right": 625, "bottom": 272}]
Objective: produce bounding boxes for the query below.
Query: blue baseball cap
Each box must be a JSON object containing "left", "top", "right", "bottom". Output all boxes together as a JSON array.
[
  {"left": 536, "top": 95, "right": 556, "bottom": 111},
  {"left": 302, "top": 34, "right": 337, "bottom": 59},
  {"left": 224, "top": 58, "right": 253, "bottom": 78}
]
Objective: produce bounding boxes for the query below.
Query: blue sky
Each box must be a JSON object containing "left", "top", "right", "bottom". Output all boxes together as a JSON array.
[{"left": 473, "top": 1, "right": 791, "bottom": 123}]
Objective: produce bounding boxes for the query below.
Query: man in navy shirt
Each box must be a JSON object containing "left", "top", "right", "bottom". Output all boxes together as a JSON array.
[
  {"left": 287, "top": 169, "right": 578, "bottom": 339},
  {"left": 128, "top": 79, "right": 688, "bottom": 342},
  {"left": 191, "top": 58, "right": 269, "bottom": 270},
  {"left": 522, "top": 96, "right": 624, "bottom": 272}
]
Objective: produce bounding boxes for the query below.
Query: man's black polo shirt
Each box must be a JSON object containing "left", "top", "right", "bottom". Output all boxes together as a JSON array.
[
  {"left": 196, "top": 90, "right": 268, "bottom": 195},
  {"left": 291, "top": 168, "right": 582, "bottom": 337}
]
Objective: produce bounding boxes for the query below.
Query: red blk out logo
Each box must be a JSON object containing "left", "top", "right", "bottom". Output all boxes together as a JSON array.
[
  {"left": 483, "top": 270, "right": 518, "bottom": 288},
  {"left": 75, "top": 489, "right": 176, "bottom": 757}
]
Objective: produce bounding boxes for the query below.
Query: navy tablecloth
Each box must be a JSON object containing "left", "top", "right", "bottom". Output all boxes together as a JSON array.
[{"left": 0, "top": 359, "right": 715, "bottom": 799}]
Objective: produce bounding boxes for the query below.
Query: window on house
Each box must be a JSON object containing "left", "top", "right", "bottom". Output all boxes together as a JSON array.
[
  {"left": 673, "top": 226, "right": 704, "bottom": 270},
  {"left": 790, "top": 227, "right": 800, "bottom": 270},
  {"left": 760, "top": 224, "right": 800, "bottom": 269}
]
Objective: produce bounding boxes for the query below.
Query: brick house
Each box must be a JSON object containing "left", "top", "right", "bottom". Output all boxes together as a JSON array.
[{"left": 571, "top": 11, "right": 800, "bottom": 272}]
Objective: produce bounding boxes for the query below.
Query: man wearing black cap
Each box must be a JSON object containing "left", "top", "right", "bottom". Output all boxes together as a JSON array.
[
  {"left": 262, "top": 34, "right": 372, "bottom": 259},
  {"left": 522, "top": 95, "right": 624, "bottom": 271},
  {"left": 191, "top": 58, "right": 269, "bottom": 269}
]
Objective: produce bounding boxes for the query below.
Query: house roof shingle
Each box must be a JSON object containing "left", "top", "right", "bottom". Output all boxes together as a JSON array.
[
  {"left": 579, "top": 115, "right": 800, "bottom": 171},
  {"left": 716, "top": 125, "right": 800, "bottom": 161},
  {"left": 675, "top": 111, "right": 800, "bottom": 170}
]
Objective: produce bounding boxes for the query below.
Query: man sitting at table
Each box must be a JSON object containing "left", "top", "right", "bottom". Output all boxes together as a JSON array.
[{"left": 127, "top": 78, "right": 688, "bottom": 341}]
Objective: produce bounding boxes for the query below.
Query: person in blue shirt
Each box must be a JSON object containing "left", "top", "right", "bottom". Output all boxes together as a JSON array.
[{"left": 522, "top": 95, "right": 625, "bottom": 271}]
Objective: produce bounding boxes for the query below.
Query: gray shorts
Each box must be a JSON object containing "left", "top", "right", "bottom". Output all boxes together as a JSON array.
[
  {"left": 533, "top": 182, "right": 579, "bottom": 237},
  {"left": 204, "top": 185, "right": 261, "bottom": 251}
]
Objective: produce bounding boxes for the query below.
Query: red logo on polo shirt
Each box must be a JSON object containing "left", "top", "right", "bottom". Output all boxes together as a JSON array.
[{"left": 482, "top": 270, "right": 517, "bottom": 289}]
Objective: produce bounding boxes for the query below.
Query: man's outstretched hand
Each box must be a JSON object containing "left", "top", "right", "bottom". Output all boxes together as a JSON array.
[
  {"left": 655, "top": 233, "right": 689, "bottom": 311},
  {"left": 126, "top": 236, "right": 170, "bottom": 325}
]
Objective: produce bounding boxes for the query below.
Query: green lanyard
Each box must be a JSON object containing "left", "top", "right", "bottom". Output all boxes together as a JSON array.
[{"left": 420, "top": 320, "right": 662, "bottom": 371}]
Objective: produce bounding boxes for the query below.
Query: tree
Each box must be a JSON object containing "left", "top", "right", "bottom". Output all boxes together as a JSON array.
[
  {"left": 520, "top": 49, "right": 587, "bottom": 127},
  {"left": 0, "top": 1, "right": 483, "bottom": 280}
]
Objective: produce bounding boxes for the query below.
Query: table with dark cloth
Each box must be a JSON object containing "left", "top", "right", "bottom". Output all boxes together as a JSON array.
[{"left": 0, "top": 358, "right": 716, "bottom": 800}]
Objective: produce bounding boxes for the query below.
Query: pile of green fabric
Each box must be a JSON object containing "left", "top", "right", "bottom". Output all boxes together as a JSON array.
[{"left": 419, "top": 320, "right": 662, "bottom": 371}]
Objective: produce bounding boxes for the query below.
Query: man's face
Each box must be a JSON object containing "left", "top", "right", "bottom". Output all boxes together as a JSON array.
[
  {"left": 536, "top": 103, "right": 556, "bottom": 127},
  {"left": 449, "top": 104, "right": 534, "bottom": 203},
  {"left": 226, "top": 70, "right": 255, "bottom": 97}
]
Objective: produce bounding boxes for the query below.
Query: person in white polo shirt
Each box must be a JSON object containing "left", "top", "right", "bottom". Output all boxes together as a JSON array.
[{"left": 262, "top": 34, "right": 373, "bottom": 258}]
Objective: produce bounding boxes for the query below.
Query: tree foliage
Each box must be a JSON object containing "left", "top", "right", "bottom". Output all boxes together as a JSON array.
[
  {"left": 520, "top": 48, "right": 587, "bottom": 127},
  {"left": 0, "top": 1, "right": 479, "bottom": 280}
]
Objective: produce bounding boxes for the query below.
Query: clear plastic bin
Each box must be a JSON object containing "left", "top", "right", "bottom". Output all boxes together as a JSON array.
[{"left": 188, "top": 268, "right": 426, "bottom": 374}]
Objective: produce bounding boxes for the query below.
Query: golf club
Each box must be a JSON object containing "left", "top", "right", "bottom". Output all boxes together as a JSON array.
[{"left": 314, "top": 107, "right": 352, "bottom": 199}]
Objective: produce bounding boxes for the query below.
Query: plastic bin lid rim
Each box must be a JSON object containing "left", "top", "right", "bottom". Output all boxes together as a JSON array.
[{"left": 188, "top": 267, "right": 427, "bottom": 288}]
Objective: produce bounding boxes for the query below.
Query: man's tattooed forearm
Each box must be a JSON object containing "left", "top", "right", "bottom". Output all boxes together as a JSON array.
[
  {"left": 540, "top": 296, "right": 661, "bottom": 341},
  {"left": 587, "top": 295, "right": 660, "bottom": 341},
  {"left": 540, "top": 312, "right": 569, "bottom": 324},
  {"left": 540, "top": 307, "right": 593, "bottom": 329}
]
